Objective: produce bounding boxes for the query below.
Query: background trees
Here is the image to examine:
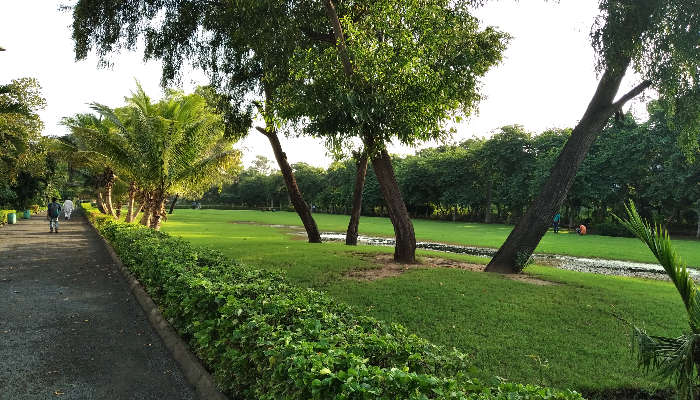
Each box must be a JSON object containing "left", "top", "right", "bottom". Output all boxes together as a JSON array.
[{"left": 204, "top": 108, "right": 700, "bottom": 238}]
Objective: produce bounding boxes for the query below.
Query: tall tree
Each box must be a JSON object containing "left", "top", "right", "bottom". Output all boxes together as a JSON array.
[
  {"left": 279, "top": 0, "right": 508, "bottom": 261},
  {"left": 69, "top": 0, "right": 325, "bottom": 242},
  {"left": 487, "top": 0, "right": 700, "bottom": 273}
]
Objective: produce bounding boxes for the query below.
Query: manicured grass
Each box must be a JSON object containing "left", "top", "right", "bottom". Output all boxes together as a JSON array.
[
  {"left": 205, "top": 209, "right": 700, "bottom": 267},
  {"left": 162, "top": 209, "right": 691, "bottom": 394}
]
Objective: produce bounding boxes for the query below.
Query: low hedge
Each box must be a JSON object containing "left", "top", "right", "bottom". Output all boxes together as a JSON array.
[
  {"left": 594, "top": 222, "right": 635, "bottom": 238},
  {"left": 83, "top": 205, "right": 583, "bottom": 400},
  {"left": 0, "top": 209, "right": 16, "bottom": 225}
]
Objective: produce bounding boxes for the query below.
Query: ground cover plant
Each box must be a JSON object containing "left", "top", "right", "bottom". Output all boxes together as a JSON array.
[
  {"left": 160, "top": 209, "right": 696, "bottom": 396},
  {"left": 84, "top": 205, "right": 581, "bottom": 399}
]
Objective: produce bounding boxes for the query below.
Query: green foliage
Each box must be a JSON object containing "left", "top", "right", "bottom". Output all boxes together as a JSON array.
[
  {"left": 0, "top": 209, "right": 16, "bottom": 225},
  {"left": 616, "top": 201, "right": 700, "bottom": 399},
  {"left": 164, "top": 209, "right": 695, "bottom": 393},
  {"left": 84, "top": 204, "right": 581, "bottom": 399},
  {"left": 595, "top": 222, "right": 635, "bottom": 238}
]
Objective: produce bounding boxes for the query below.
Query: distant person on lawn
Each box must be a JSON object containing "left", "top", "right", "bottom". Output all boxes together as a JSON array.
[
  {"left": 47, "top": 197, "right": 62, "bottom": 233},
  {"left": 553, "top": 212, "right": 561, "bottom": 233},
  {"left": 63, "top": 198, "right": 74, "bottom": 220},
  {"left": 576, "top": 224, "right": 587, "bottom": 235}
]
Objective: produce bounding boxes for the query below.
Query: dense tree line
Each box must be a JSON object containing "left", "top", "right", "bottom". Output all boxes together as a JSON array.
[{"left": 205, "top": 102, "right": 700, "bottom": 238}]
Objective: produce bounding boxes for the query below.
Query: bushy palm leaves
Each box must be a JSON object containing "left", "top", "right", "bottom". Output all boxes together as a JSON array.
[
  {"left": 64, "top": 84, "right": 242, "bottom": 229},
  {"left": 616, "top": 201, "right": 700, "bottom": 399}
]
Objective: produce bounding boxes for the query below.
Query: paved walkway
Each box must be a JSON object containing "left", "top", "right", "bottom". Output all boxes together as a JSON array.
[{"left": 0, "top": 213, "right": 197, "bottom": 399}]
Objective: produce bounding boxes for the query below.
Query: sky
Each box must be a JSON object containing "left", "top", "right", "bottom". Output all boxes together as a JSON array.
[{"left": 1, "top": 1, "right": 649, "bottom": 168}]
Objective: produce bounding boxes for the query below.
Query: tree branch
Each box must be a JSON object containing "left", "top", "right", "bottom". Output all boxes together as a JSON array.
[
  {"left": 300, "top": 27, "right": 335, "bottom": 44},
  {"left": 255, "top": 126, "right": 269, "bottom": 136},
  {"left": 611, "top": 80, "right": 652, "bottom": 110}
]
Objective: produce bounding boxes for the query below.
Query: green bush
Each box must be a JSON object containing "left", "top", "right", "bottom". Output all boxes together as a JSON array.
[
  {"left": 84, "top": 205, "right": 582, "bottom": 400},
  {"left": 594, "top": 222, "right": 634, "bottom": 237},
  {"left": 0, "top": 209, "right": 17, "bottom": 225}
]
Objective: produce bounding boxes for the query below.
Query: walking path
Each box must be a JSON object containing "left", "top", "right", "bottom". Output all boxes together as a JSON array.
[{"left": 0, "top": 213, "right": 197, "bottom": 399}]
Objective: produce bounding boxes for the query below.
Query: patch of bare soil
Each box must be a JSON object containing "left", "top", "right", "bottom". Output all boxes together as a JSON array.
[{"left": 347, "top": 254, "right": 559, "bottom": 286}]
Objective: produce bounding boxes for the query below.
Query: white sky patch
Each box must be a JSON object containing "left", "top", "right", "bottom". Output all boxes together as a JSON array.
[{"left": 1, "top": 0, "right": 651, "bottom": 169}]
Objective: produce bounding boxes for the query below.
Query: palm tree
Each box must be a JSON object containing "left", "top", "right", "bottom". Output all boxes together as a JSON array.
[
  {"left": 617, "top": 201, "right": 700, "bottom": 399},
  {"left": 65, "top": 84, "right": 241, "bottom": 229}
]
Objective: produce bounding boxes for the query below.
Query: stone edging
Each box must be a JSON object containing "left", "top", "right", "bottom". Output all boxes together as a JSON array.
[{"left": 86, "top": 220, "right": 229, "bottom": 400}]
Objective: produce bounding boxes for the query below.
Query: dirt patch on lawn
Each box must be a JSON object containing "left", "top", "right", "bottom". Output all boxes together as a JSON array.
[{"left": 347, "top": 254, "right": 559, "bottom": 286}]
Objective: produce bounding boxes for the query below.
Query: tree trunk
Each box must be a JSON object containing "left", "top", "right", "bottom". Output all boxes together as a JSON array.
[
  {"left": 132, "top": 194, "right": 145, "bottom": 223},
  {"left": 97, "top": 191, "right": 107, "bottom": 214},
  {"left": 346, "top": 152, "right": 368, "bottom": 245},
  {"left": 371, "top": 149, "right": 416, "bottom": 263},
  {"left": 149, "top": 189, "right": 166, "bottom": 230},
  {"left": 486, "top": 62, "right": 651, "bottom": 273},
  {"left": 103, "top": 169, "right": 116, "bottom": 217},
  {"left": 125, "top": 181, "right": 136, "bottom": 223},
  {"left": 484, "top": 180, "right": 493, "bottom": 223},
  {"left": 168, "top": 194, "right": 179, "bottom": 214},
  {"left": 115, "top": 201, "right": 123, "bottom": 218},
  {"left": 256, "top": 126, "right": 322, "bottom": 243},
  {"left": 140, "top": 192, "right": 152, "bottom": 227},
  {"left": 696, "top": 210, "right": 700, "bottom": 240}
]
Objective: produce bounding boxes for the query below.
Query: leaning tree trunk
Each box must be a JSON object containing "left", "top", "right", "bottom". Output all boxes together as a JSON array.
[
  {"left": 97, "top": 191, "right": 107, "bottom": 214},
  {"left": 486, "top": 61, "right": 651, "bottom": 273},
  {"left": 125, "top": 181, "right": 137, "bottom": 223},
  {"left": 132, "top": 191, "right": 146, "bottom": 224},
  {"left": 371, "top": 149, "right": 416, "bottom": 263},
  {"left": 103, "top": 169, "right": 116, "bottom": 217},
  {"left": 149, "top": 189, "right": 167, "bottom": 230},
  {"left": 139, "top": 192, "right": 153, "bottom": 227},
  {"left": 168, "top": 194, "right": 179, "bottom": 214},
  {"left": 346, "top": 152, "right": 368, "bottom": 245},
  {"left": 256, "top": 126, "right": 322, "bottom": 243}
]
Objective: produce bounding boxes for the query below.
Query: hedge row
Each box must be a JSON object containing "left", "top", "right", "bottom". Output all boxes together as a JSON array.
[{"left": 84, "top": 206, "right": 583, "bottom": 400}]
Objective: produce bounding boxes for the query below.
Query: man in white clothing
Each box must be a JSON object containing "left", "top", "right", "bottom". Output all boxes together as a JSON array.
[{"left": 63, "top": 198, "right": 74, "bottom": 220}]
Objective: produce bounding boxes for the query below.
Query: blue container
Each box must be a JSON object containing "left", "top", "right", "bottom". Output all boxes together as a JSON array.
[
  {"left": 7, "top": 213, "right": 16, "bottom": 224},
  {"left": 23, "top": 210, "right": 31, "bottom": 219}
]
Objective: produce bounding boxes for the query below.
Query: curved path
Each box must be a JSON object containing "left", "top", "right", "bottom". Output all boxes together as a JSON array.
[{"left": 0, "top": 213, "right": 197, "bottom": 399}]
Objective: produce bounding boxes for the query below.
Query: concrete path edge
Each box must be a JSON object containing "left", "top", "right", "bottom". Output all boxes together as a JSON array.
[{"left": 86, "top": 222, "right": 229, "bottom": 400}]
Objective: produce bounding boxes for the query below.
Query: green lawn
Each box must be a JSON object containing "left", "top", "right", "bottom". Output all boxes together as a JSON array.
[
  {"left": 207, "top": 209, "right": 700, "bottom": 267},
  {"left": 161, "top": 209, "right": 693, "bottom": 395}
]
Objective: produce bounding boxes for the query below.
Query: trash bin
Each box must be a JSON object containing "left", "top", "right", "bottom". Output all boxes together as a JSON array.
[
  {"left": 7, "top": 213, "right": 16, "bottom": 224},
  {"left": 23, "top": 210, "right": 31, "bottom": 219}
]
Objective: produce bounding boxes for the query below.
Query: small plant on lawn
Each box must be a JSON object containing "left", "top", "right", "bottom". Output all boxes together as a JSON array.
[{"left": 616, "top": 201, "right": 700, "bottom": 400}]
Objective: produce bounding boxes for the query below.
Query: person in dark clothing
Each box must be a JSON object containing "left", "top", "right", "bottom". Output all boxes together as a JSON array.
[
  {"left": 553, "top": 212, "right": 561, "bottom": 233},
  {"left": 47, "top": 197, "right": 62, "bottom": 233}
]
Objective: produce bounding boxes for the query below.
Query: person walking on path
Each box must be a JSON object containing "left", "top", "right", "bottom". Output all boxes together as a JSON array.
[
  {"left": 63, "top": 198, "right": 74, "bottom": 220},
  {"left": 0, "top": 202, "right": 196, "bottom": 399},
  {"left": 552, "top": 212, "right": 561, "bottom": 233},
  {"left": 47, "top": 197, "right": 62, "bottom": 233}
]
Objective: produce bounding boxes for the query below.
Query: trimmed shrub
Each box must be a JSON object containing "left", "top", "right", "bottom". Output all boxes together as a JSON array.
[
  {"left": 594, "top": 222, "right": 634, "bottom": 237},
  {"left": 83, "top": 205, "right": 583, "bottom": 400}
]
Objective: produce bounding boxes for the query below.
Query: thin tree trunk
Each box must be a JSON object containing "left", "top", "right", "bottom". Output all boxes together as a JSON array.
[
  {"left": 486, "top": 62, "right": 651, "bottom": 273},
  {"left": 372, "top": 149, "right": 416, "bottom": 263},
  {"left": 484, "top": 180, "right": 493, "bottom": 223},
  {"left": 132, "top": 194, "right": 145, "bottom": 223},
  {"left": 125, "top": 181, "right": 136, "bottom": 223},
  {"left": 168, "top": 194, "right": 179, "bottom": 214},
  {"left": 346, "top": 152, "right": 368, "bottom": 245},
  {"left": 104, "top": 169, "right": 116, "bottom": 217},
  {"left": 115, "top": 201, "right": 122, "bottom": 219},
  {"left": 256, "top": 126, "right": 322, "bottom": 243},
  {"left": 696, "top": 210, "right": 700, "bottom": 240}
]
